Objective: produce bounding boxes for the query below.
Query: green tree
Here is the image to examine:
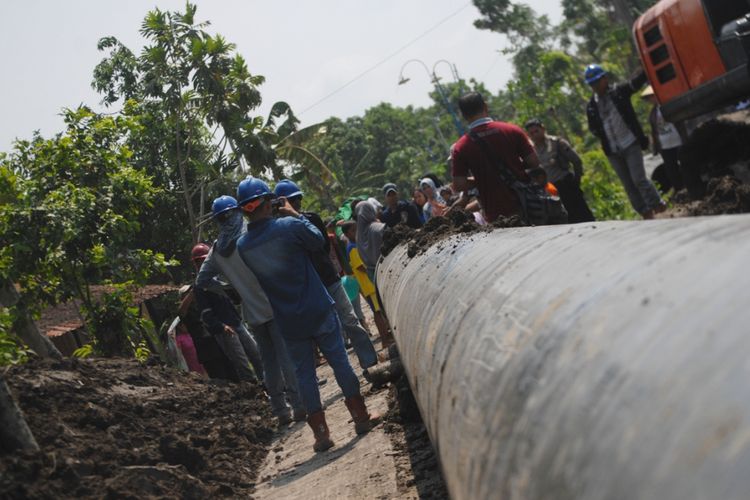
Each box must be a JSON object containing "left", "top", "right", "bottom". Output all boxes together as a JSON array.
[
  {"left": 295, "top": 102, "right": 454, "bottom": 214},
  {"left": 93, "top": 3, "right": 327, "bottom": 250},
  {"left": 93, "top": 2, "right": 274, "bottom": 245},
  {"left": 0, "top": 107, "right": 171, "bottom": 356}
]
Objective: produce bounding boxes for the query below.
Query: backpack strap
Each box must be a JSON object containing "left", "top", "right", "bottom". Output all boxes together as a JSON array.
[{"left": 468, "top": 130, "right": 523, "bottom": 187}]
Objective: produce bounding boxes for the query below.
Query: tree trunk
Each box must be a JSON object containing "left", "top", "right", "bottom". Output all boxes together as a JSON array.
[
  {"left": 198, "top": 182, "right": 205, "bottom": 242},
  {"left": 0, "top": 376, "right": 39, "bottom": 453},
  {"left": 609, "top": 0, "right": 636, "bottom": 27},
  {"left": 175, "top": 118, "right": 198, "bottom": 244},
  {"left": 607, "top": 0, "right": 640, "bottom": 71},
  {"left": 0, "top": 279, "right": 62, "bottom": 360}
]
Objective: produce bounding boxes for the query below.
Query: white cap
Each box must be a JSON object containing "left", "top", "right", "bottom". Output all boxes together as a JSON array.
[{"left": 367, "top": 197, "right": 383, "bottom": 210}]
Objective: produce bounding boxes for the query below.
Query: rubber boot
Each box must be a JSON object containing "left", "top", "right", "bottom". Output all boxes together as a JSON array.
[
  {"left": 344, "top": 395, "right": 381, "bottom": 435},
  {"left": 307, "top": 411, "right": 334, "bottom": 452}
]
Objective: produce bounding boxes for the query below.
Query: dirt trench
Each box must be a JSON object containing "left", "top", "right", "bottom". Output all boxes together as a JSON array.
[
  {"left": 1, "top": 346, "right": 447, "bottom": 499},
  {"left": 0, "top": 358, "right": 273, "bottom": 498}
]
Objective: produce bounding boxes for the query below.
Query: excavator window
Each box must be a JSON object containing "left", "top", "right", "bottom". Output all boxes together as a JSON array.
[
  {"left": 656, "top": 64, "right": 677, "bottom": 83},
  {"left": 650, "top": 44, "right": 670, "bottom": 65},
  {"left": 644, "top": 25, "right": 663, "bottom": 46}
]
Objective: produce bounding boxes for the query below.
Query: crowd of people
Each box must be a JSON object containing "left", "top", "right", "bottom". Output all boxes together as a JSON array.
[{"left": 164, "top": 62, "right": 689, "bottom": 453}]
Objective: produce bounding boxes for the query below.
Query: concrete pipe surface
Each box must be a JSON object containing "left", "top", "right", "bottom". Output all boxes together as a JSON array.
[{"left": 377, "top": 215, "right": 750, "bottom": 500}]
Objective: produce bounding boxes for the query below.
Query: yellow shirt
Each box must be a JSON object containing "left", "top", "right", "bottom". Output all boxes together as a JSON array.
[{"left": 348, "top": 246, "right": 376, "bottom": 297}]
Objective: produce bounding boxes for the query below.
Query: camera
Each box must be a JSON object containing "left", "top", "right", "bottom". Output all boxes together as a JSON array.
[{"left": 271, "top": 197, "right": 283, "bottom": 215}]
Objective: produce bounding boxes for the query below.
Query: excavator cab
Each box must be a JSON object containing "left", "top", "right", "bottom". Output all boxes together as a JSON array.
[{"left": 634, "top": 0, "right": 750, "bottom": 122}]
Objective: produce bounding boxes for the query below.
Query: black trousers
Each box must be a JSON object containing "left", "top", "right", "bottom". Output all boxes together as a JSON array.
[
  {"left": 553, "top": 174, "right": 595, "bottom": 223},
  {"left": 661, "top": 147, "right": 685, "bottom": 192}
]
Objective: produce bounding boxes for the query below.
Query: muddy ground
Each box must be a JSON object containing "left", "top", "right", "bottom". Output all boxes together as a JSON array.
[
  {"left": 0, "top": 358, "right": 273, "bottom": 499},
  {"left": 663, "top": 175, "right": 750, "bottom": 218},
  {"left": 384, "top": 375, "right": 449, "bottom": 499},
  {"left": 381, "top": 208, "right": 525, "bottom": 259},
  {"left": 383, "top": 174, "right": 750, "bottom": 261},
  {"left": 1, "top": 352, "right": 447, "bottom": 499}
]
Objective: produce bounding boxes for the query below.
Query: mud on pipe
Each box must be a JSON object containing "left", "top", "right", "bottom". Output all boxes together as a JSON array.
[{"left": 377, "top": 215, "right": 750, "bottom": 500}]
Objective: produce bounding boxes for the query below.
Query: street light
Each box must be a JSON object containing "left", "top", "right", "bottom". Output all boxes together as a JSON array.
[
  {"left": 432, "top": 59, "right": 463, "bottom": 93},
  {"left": 398, "top": 59, "right": 465, "bottom": 137}
]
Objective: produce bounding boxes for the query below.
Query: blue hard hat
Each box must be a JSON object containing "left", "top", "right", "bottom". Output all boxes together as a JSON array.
[
  {"left": 237, "top": 177, "right": 274, "bottom": 206},
  {"left": 211, "top": 195, "right": 239, "bottom": 218},
  {"left": 274, "top": 179, "right": 303, "bottom": 199},
  {"left": 584, "top": 64, "right": 607, "bottom": 85}
]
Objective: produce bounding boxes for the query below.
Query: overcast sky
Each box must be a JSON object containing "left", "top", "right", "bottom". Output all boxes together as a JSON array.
[{"left": 0, "top": 1, "right": 561, "bottom": 152}]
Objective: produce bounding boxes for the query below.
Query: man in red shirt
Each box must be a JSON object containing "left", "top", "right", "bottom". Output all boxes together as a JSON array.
[{"left": 451, "top": 92, "right": 540, "bottom": 222}]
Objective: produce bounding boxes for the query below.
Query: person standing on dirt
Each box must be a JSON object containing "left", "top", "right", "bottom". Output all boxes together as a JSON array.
[
  {"left": 236, "top": 177, "right": 380, "bottom": 453},
  {"left": 380, "top": 183, "right": 423, "bottom": 229},
  {"left": 195, "top": 196, "right": 307, "bottom": 425},
  {"left": 176, "top": 285, "right": 233, "bottom": 379},
  {"left": 341, "top": 220, "right": 394, "bottom": 346},
  {"left": 178, "top": 251, "right": 240, "bottom": 381},
  {"left": 584, "top": 64, "right": 666, "bottom": 219},
  {"left": 273, "top": 180, "right": 378, "bottom": 374},
  {"left": 641, "top": 85, "right": 686, "bottom": 193},
  {"left": 190, "top": 243, "right": 262, "bottom": 384},
  {"left": 353, "top": 199, "right": 386, "bottom": 282},
  {"left": 524, "top": 118, "right": 595, "bottom": 223},
  {"left": 451, "top": 92, "right": 540, "bottom": 223}
]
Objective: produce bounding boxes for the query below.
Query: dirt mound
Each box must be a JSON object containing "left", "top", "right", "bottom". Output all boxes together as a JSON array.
[
  {"left": 381, "top": 210, "right": 526, "bottom": 259},
  {"left": 681, "top": 110, "right": 750, "bottom": 178},
  {"left": 664, "top": 176, "right": 750, "bottom": 217},
  {"left": 0, "top": 358, "right": 273, "bottom": 498}
]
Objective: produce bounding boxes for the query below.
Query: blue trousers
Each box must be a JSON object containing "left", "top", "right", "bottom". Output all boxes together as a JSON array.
[
  {"left": 284, "top": 309, "right": 361, "bottom": 414},
  {"left": 252, "top": 320, "right": 304, "bottom": 417},
  {"left": 327, "top": 280, "right": 377, "bottom": 370}
]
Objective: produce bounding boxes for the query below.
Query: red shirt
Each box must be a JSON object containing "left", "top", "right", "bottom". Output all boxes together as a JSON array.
[{"left": 452, "top": 121, "right": 534, "bottom": 222}]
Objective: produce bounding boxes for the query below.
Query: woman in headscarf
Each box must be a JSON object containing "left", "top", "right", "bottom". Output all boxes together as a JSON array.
[
  {"left": 355, "top": 200, "right": 386, "bottom": 283},
  {"left": 412, "top": 188, "right": 428, "bottom": 224},
  {"left": 419, "top": 177, "right": 447, "bottom": 220}
]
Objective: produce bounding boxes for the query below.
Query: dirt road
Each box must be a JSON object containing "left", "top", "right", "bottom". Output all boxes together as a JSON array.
[{"left": 254, "top": 339, "right": 447, "bottom": 499}]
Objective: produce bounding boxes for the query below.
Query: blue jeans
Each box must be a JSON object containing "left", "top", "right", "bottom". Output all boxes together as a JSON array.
[
  {"left": 351, "top": 294, "right": 366, "bottom": 323},
  {"left": 327, "top": 280, "right": 377, "bottom": 370},
  {"left": 252, "top": 320, "right": 304, "bottom": 416},
  {"left": 284, "top": 309, "right": 361, "bottom": 414}
]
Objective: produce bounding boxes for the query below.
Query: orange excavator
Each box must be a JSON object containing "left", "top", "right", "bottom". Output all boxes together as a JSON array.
[
  {"left": 634, "top": 0, "right": 749, "bottom": 121},
  {"left": 634, "top": 0, "right": 750, "bottom": 196}
]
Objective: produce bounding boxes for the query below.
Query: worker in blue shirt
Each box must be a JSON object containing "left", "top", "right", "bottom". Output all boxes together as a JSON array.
[{"left": 235, "top": 177, "right": 380, "bottom": 453}]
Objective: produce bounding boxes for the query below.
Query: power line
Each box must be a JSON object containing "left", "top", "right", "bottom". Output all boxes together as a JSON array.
[
  {"left": 480, "top": 52, "right": 503, "bottom": 81},
  {"left": 299, "top": 2, "right": 473, "bottom": 115}
]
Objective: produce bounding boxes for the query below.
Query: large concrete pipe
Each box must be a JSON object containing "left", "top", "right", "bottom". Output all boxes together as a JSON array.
[{"left": 377, "top": 215, "right": 750, "bottom": 500}]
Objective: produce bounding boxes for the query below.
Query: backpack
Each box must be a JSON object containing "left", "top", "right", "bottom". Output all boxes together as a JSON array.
[{"left": 469, "top": 131, "right": 568, "bottom": 226}]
